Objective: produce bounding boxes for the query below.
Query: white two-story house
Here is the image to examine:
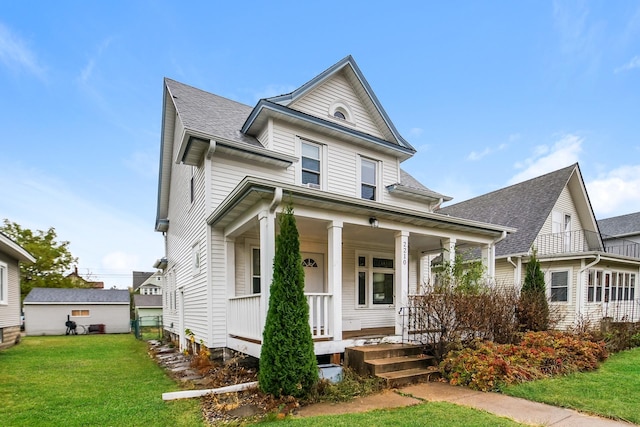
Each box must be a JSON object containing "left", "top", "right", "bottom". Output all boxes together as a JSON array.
[{"left": 154, "top": 56, "right": 513, "bottom": 360}]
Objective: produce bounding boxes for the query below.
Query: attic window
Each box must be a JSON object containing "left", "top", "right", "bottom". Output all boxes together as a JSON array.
[
  {"left": 328, "top": 101, "right": 354, "bottom": 124},
  {"left": 333, "top": 110, "right": 346, "bottom": 120}
]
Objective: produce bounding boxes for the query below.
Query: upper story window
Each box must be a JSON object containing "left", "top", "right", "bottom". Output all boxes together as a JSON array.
[
  {"left": 333, "top": 110, "right": 346, "bottom": 120},
  {"left": 360, "top": 157, "right": 377, "bottom": 200},
  {"left": 552, "top": 210, "right": 572, "bottom": 252},
  {"left": 190, "top": 166, "right": 196, "bottom": 203},
  {"left": 301, "top": 140, "right": 322, "bottom": 188}
]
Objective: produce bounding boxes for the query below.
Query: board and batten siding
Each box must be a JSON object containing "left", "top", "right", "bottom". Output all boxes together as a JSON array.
[{"left": 290, "top": 72, "right": 386, "bottom": 140}]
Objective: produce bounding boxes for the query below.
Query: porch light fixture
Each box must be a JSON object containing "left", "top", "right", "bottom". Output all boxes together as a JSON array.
[{"left": 369, "top": 217, "right": 379, "bottom": 228}]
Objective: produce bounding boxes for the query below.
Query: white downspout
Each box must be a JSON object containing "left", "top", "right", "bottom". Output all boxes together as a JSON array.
[{"left": 577, "top": 254, "right": 601, "bottom": 322}]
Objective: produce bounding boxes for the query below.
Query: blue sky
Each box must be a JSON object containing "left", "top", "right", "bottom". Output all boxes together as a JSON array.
[{"left": 1, "top": 1, "right": 639, "bottom": 288}]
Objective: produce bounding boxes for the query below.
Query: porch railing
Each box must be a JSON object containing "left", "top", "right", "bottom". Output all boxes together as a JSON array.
[
  {"left": 228, "top": 292, "right": 332, "bottom": 341},
  {"left": 534, "top": 230, "right": 640, "bottom": 259},
  {"left": 534, "top": 230, "right": 602, "bottom": 256},
  {"left": 307, "top": 293, "right": 332, "bottom": 339},
  {"left": 228, "top": 294, "right": 262, "bottom": 341}
]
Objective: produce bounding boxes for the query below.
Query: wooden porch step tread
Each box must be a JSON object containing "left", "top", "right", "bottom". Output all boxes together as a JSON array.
[
  {"left": 366, "top": 355, "right": 435, "bottom": 366},
  {"left": 377, "top": 366, "right": 439, "bottom": 379}
]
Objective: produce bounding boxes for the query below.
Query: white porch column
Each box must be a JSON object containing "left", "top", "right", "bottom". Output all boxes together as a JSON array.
[
  {"left": 442, "top": 238, "right": 456, "bottom": 264},
  {"left": 225, "top": 237, "right": 236, "bottom": 298},
  {"left": 259, "top": 209, "right": 276, "bottom": 331},
  {"left": 481, "top": 244, "right": 495, "bottom": 279},
  {"left": 395, "top": 230, "right": 410, "bottom": 335},
  {"left": 327, "top": 220, "right": 343, "bottom": 341}
]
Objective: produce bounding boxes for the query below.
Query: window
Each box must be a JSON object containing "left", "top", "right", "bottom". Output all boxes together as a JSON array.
[
  {"left": 550, "top": 271, "right": 568, "bottom": 302},
  {"left": 251, "top": 248, "right": 261, "bottom": 294},
  {"left": 588, "top": 271, "right": 637, "bottom": 302},
  {"left": 301, "top": 141, "right": 321, "bottom": 187},
  {"left": 357, "top": 254, "right": 394, "bottom": 307},
  {"left": 552, "top": 211, "right": 571, "bottom": 252},
  {"left": 71, "top": 309, "right": 90, "bottom": 317},
  {"left": 333, "top": 110, "right": 346, "bottom": 120},
  {"left": 361, "top": 158, "right": 377, "bottom": 200},
  {"left": 190, "top": 166, "right": 195, "bottom": 203},
  {"left": 0, "top": 262, "right": 7, "bottom": 305}
]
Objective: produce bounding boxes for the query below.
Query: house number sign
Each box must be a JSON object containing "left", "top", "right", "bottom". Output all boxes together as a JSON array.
[{"left": 403, "top": 241, "right": 408, "bottom": 265}]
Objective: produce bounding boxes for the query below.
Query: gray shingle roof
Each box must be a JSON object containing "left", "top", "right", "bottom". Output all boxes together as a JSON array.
[
  {"left": 395, "top": 169, "right": 452, "bottom": 201},
  {"left": 438, "top": 163, "right": 578, "bottom": 257},
  {"left": 133, "top": 294, "right": 162, "bottom": 308},
  {"left": 132, "top": 271, "right": 153, "bottom": 290},
  {"left": 24, "top": 287, "right": 130, "bottom": 304},
  {"left": 164, "top": 78, "right": 262, "bottom": 147},
  {"left": 598, "top": 212, "right": 640, "bottom": 237}
]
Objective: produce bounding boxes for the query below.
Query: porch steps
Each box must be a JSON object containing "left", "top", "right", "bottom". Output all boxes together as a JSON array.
[{"left": 344, "top": 343, "right": 439, "bottom": 387}]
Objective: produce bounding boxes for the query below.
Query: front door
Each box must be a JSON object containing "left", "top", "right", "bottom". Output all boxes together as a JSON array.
[{"left": 301, "top": 252, "right": 324, "bottom": 293}]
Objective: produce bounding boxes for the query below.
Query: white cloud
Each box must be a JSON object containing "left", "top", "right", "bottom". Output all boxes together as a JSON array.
[
  {"left": 0, "top": 22, "right": 46, "bottom": 79},
  {"left": 614, "top": 55, "right": 640, "bottom": 73},
  {"left": 586, "top": 165, "right": 640, "bottom": 217},
  {"left": 77, "top": 37, "right": 113, "bottom": 86},
  {"left": 467, "top": 147, "right": 491, "bottom": 161},
  {"left": 0, "top": 165, "right": 162, "bottom": 288},
  {"left": 467, "top": 143, "right": 507, "bottom": 161},
  {"left": 508, "top": 134, "right": 582, "bottom": 184}
]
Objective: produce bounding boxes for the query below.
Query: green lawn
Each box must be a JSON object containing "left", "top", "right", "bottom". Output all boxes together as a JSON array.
[
  {"left": 259, "top": 402, "right": 525, "bottom": 426},
  {"left": 503, "top": 347, "right": 640, "bottom": 423},
  {"left": 0, "top": 335, "right": 202, "bottom": 426}
]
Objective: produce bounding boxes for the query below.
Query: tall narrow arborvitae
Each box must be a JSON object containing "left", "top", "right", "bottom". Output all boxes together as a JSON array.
[
  {"left": 517, "top": 249, "right": 549, "bottom": 331},
  {"left": 259, "top": 204, "right": 318, "bottom": 397}
]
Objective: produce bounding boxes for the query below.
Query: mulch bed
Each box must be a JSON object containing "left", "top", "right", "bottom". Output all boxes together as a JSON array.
[{"left": 149, "top": 341, "right": 301, "bottom": 425}]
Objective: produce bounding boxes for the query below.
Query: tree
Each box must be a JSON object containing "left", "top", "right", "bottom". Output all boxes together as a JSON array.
[
  {"left": 259, "top": 204, "right": 318, "bottom": 398},
  {"left": 1, "top": 219, "right": 78, "bottom": 300},
  {"left": 517, "top": 249, "right": 549, "bottom": 331}
]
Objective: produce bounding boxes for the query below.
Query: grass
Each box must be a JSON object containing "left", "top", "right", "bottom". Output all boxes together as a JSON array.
[
  {"left": 503, "top": 346, "right": 640, "bottom": 423},
  {"left": 0, "top": 335, "right": 203, "bottom": 426},
  {"left": 258, "top": 402, "right": 525, "bottom": 426}
]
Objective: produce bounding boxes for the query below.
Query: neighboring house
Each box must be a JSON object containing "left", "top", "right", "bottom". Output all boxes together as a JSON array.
[
  {"left": 0, "top": 232, "right": 35, "bottom": 350},
  {"left": 23, "top": 288, "right": 130, "bottom": 335},
  {"left": 133, "top": 271, "right": 163, "bottom": 295},
  {"left": 154, "top": 55, "right": 514, "bottom": 359},
  {"left": 598, "top": 212, "right": 640, "bottom": 258},
  {"left": 132, "top": 294, "right": 163, "bottom": 326},
  {"left": 439, "top": 163, "right": 640, "bottom": 328},
  {"left": 65, "top": 266, "right": 105, "bottom": 289}
]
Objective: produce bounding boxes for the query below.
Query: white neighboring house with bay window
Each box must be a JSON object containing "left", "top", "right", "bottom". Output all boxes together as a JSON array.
[
  {"left": 153, "top": 56, "right": 514, "bottom": 359},
  {"left": 439, "top": 163, "right": 640, "bottom": 329}
]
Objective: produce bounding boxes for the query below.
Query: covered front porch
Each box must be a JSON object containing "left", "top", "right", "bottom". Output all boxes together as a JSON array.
[{"left": 209, "top": 178, "right": 512, "bottom": 359}]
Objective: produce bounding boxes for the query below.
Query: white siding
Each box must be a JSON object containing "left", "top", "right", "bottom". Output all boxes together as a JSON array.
[
  {"left": 24, "top": 304, "right": 130, "bottom": 335},
  {"left": 0, "top": 253, "right": 20, "bottom": 329},
  {"left": 291, "top": 73, "right": 386, "bottom": 140},
  {"left": 540, "top": 186, "right": 583, "bottom": 236}
]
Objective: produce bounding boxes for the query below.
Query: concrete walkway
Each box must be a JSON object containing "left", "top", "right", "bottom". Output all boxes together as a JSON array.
[{"left": 297, "top": 382, "right": 634, "bottom": 426}]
